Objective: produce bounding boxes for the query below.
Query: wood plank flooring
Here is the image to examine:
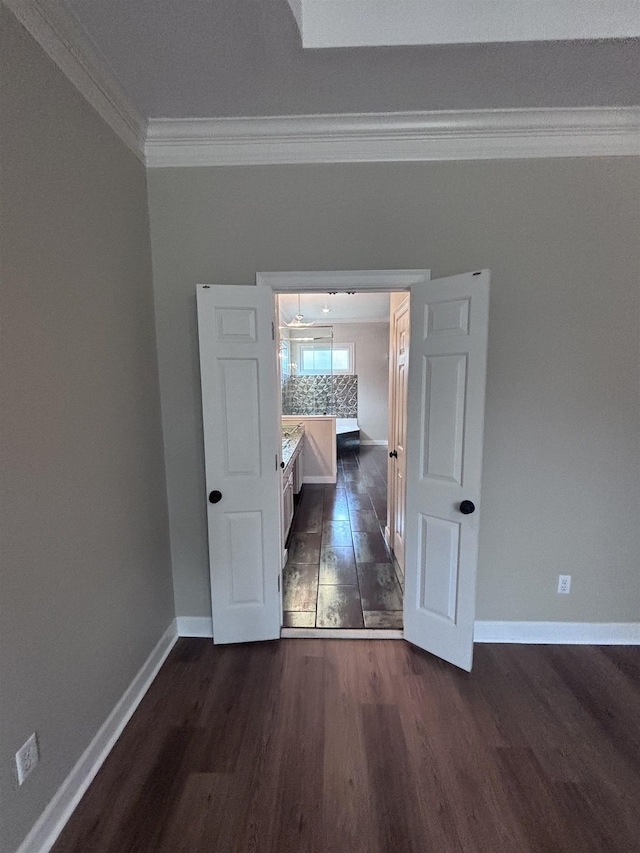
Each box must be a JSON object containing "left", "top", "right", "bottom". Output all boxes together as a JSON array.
[
  {"left": 52, "top": 640, "right": 640, "bottom": 853},
  {"left": 284, "top": 446, "right": 403, "bottom": 629}
]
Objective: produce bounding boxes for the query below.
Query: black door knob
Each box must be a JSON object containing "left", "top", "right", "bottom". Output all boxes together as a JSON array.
[
  {"left": 459, "top": 500, "right": 475, "bottom": 515},
  {"left": 208, "top": 490, "right": 222, "bottom": 504},
  {"left": 280, "top": 461, "right": 285, "bottom": 469},
  {"left": 389, "top": 450, "right": 398, "bottom": 458}
]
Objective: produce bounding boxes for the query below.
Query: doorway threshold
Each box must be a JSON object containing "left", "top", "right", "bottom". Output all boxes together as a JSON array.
[{"left": 281, "top": 628, "right": 404, "bottom": 640}]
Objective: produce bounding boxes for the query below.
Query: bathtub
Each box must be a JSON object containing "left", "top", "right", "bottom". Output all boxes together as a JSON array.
[
  {"left": 336, "top": 418, "right": 360, "bottom": 453},
  {"left": 336, "top": 418, "right": 359, "bottom": 435}
]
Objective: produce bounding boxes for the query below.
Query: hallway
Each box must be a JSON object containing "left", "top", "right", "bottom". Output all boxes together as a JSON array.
[{"left": 282, "top": 445, "right": 404, "bottom": 629}]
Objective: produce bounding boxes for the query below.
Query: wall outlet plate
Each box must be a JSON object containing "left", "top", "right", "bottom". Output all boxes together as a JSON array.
[
  {"left": 15, "top": 732, "right": 39, "bottom": 786},
  {"left": 557, "top": 574, "right": 571, "bottom": 594}
]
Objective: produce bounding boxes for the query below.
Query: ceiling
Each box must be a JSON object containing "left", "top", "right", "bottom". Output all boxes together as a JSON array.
[
  {"left": 278, "top": 293, "right": 391, "bottom": 324},
  {"left": 287, "top": 0, "right": 640, "bottom": 48},
  {"left": 64, "top": 0, "right": 640, "bottom": 119}
]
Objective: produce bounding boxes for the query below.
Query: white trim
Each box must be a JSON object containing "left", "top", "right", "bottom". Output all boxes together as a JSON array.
[
  {"left": 329, "top": 317, "right": 392, "bottom": 325},
  {"left": 474, "top": 621, "right": 640, "bottom": 645},
  {"left": 258, "top": 269, "right": 431, "bottom": 292},
  {"left": 360, "top": 439, "right": 389, "bottom": 446},
  {"left": 173, "top": 619, "right": 640, "bottom": 644},
  {"left": 5, "top": 0, "right": 146, "bottom": 161},
  {"left": 281, "top": 628, "right": 404, "bottom": 639},
  {"left": 176, "top": 616, "right": 214, "bottom": 638},
  {"left": 146, "top": 108, "right": 640, "bottom": 168},
  {"left": 303, "top": 475, "right": 336, "bottom": 484},
  {"left": 16, "top": 621, "right": 178, "bottom": 853}
]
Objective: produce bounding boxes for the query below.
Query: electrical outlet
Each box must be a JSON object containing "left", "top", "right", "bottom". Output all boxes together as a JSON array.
[
  {"left": 15, "top": 733, "right": 39, "bottom": 786},
  {"left": 557, "top": 574, "right": 571, "bottom": 595}
]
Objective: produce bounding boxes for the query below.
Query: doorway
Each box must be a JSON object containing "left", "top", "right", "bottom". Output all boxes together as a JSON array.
[
  {"left": 196, "top": 268, "right": 489, "bottom": 671},
  {"left": 276, "top": 292, "right": 407, "bottom": 633}
]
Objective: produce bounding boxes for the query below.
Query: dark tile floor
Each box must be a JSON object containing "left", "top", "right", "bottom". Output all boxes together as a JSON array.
[{"left": 283, "top": 445, "right": 404, "bottom": 630}]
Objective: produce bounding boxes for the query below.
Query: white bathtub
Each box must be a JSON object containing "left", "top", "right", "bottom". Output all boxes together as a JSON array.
[{"left": 336, "top": 418, "right": 359, "bottom": 435}]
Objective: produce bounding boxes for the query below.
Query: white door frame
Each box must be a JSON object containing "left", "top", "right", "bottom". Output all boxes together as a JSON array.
[
  {"left": 257, "top": 270, "right": 430, "bottom": 293},
  {"left": 387, "top": 294, "right": 411, "bottom": 571},
  {"left": 258, "top": 269, "right": 430, "bottom": 640}
]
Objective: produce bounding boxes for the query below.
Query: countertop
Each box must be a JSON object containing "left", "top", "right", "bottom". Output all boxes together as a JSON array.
[{"left": 282, "top": 425, "right": 304, "bottom": 470}]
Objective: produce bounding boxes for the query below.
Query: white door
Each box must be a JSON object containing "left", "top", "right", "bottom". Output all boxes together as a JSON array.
[
  {"left": 389, "top": 297, "right": 410, "bottom": 571},
  {"left": 196, "top": 285, "right": 281, "bottom": 644},
  {"left": 404, "top": 271, "right": 490, "bottom": 671}
]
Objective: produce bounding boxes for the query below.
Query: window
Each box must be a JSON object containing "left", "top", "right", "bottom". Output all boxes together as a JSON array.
[{"left": 298, "top": 343, "right": 354, "bottom": 375}]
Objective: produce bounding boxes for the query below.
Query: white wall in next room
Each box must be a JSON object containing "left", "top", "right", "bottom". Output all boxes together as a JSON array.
[{"left": 333, "top": 322, "right": 390, "bottom": 443}]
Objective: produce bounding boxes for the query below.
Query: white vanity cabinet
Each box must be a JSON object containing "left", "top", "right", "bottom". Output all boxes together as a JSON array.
[
  {"left": 293, "top": 446, "right": 304, "bottom": 495},
  {"left": 281, "top": 423, "right": 305, "bottom": 555},
  {"left": 281, "top": 416, "right": 336, "bottom": 484},
  {"left": 283, "top": 468, "right": 295, "bottom": 538}
]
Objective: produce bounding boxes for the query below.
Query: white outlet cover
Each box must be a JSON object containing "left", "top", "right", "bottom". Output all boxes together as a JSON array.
[
  {"left": 15, "top": 732, "right": 39, "bottom": 786},
  {"left": 557, "top": 574, "right": 572, "bottom": 594}
]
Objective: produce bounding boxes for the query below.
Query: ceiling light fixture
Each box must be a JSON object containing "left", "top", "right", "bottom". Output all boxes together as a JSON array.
[{"left": 285, "top": 294, "right": 315, "bottom": 327}]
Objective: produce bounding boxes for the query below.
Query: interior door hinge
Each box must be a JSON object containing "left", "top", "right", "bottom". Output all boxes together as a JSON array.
[
  {"left": 275, "top": 453, "right": 278, "bottom": 471},
  {"left": 272, "top": 321, "right": 275, "bottom": 340},
  {"left": 278, "top": 575, "right": 280, "bottom": 592}
]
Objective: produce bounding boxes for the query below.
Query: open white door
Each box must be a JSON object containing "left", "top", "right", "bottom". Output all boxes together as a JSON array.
[
  {"left": 196, "top": 285, "right": 281, "bottom": 644},
  {"left": 404, "top": 270, "right": 490, "bottom": 671}
]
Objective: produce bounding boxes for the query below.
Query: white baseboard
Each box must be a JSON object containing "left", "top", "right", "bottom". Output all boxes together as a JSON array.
[
  {"left": 171, "top": 617, "right": 640, "bottom": 647},
  {"left": 17, "top": 621, "right": 178, "bottom": 853},
  {"left": 474, "top": 620, "right": 640, "bottom": 644},
  {"left": 302, "top": 475, "right": 336, "bottom": 484},
  {"left": 175, "top": 618, "right": 640, "bottom": 644},
  {"left": 360, "top": 439, "right": 388, "bottom": 446},
  {"left": 176, "top": 616, "right": 214, "bottom": 638}
]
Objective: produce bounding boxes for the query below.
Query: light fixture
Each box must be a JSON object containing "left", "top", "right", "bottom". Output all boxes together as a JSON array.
[
  {"left": 285, "top": 294, "right": 315, "bottom": 327},
  {"left": 321, "top": 295, "right": 331, "bottom": 313}
]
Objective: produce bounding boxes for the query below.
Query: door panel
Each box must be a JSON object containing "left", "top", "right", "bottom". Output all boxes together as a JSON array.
[
  {"left": 197, "top": 285, "right": 281, "bottom": 644},
  {"left": 404, "top": 271, "right": 490, "bottom": 671},
  {"left": 421, "top": 353, "right": 466, "bottom": 484},
  {"left": 418, "top": 514, "right": 460, "bottom": 621}
]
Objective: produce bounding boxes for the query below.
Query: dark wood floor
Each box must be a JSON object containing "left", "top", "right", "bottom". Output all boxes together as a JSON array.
[
  {"left": 284, "top": 445, "right": 404, "bottom": 629},
  {"left": 53, "top": 640, "right": 640, "bottom": 853}
]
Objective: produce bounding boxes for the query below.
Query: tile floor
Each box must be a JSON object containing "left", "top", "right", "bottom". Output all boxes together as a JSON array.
[{"left": 282, "top": 445, "right": 404, "bottom": 629}]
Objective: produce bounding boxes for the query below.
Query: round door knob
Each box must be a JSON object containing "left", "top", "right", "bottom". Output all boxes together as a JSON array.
[
  {"left": 280, "top": 461, "right": 285, "bottom": 469},
  {"left": 389, "top": 450, "right": 398, "bottom": 458},
  {"left": 459, "top": 500, "right": 475, "bottom": 515},
  {"left": 208, "top": 490, "right": 222, "bottom": 504}
]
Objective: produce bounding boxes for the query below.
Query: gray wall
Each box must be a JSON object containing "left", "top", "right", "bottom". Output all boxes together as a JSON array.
[
  {"left": 0, "top": 11, "right": 175, "bottom": 852},
  {"left": 333, "top": 322, "right": 390, "bottom": 442},
  {"left": 147, "top": 158, "right": 640, "bottom": 626}
]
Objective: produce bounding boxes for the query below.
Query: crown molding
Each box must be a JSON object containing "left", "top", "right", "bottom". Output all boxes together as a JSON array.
[
  {"left": 145, "top": 107, "right": 640, "bottom": 168},
  {"left": 5, "top": 0, "right": 146, "bottom": 161},
  {"left": 4, "top": 3, "right": 639, "bottom": 171}
]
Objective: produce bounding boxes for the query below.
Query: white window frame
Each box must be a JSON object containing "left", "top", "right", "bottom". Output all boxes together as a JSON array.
[{"left": 297, "top": 342, "right": 354, "bottom": 376}]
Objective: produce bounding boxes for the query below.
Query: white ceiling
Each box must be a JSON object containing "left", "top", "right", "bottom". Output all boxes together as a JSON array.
[
  {"left": 287, "top": 0, "right": 640, "bottom": 48},
  {"left": 63, "top": 0, "right": 640, "bottom": 119},
  {"left": 279, "top": 292, "right": 391, "bottom": 324}
]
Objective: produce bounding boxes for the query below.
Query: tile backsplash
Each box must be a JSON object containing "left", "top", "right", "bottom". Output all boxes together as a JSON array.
[{"left": 282, "top": 375, "right": 357, "bottom": 417}]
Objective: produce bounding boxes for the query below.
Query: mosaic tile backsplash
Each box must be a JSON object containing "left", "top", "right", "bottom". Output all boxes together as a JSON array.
[{"left": 282, "top": 375, "right": 358, "bottom": 417}]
